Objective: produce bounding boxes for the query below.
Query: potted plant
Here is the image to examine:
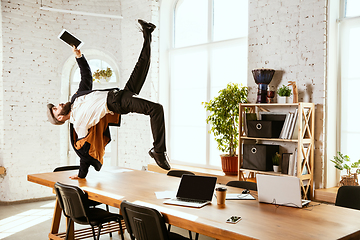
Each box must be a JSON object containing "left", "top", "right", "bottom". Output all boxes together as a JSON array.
[
  {"left": 331, "top": 152, "right": 360, "bottom": 186},
  {"left": 202, "top": 83, "right": 248, "bottom": 175},
  {"left": 277, "top": 84, "right": 292, "bottom": 103},
  {"left": 272, "top": 152, "right": 281, "bottom": 172},
  {"left": 92, "top": 67, "right": 113, "bottom": 83}
]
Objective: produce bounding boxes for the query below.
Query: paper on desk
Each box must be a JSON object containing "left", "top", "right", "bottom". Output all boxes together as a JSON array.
[
  {"left": 226, "top": 193, "right": 255, "bottom": 200},
  {"left": 155, "top": 191, "right": 176, "bottom": 199}
]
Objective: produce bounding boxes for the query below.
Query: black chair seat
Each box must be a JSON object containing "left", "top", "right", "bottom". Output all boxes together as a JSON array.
[
  {"left": 72, "top": 208, "right": 122, "bottom": 226},
  {"left": 167, "top": 170, "right": 195, "bottom": 178},
  {"left": 226, "top": 180, "right": 258, "bottom": 191}
]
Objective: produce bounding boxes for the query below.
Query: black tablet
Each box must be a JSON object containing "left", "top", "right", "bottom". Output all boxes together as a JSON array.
[{"left": 57, "top": 29, "right": 84, "bottom": 49}]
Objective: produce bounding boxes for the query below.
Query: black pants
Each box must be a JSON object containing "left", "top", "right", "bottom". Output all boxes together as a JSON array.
[{"left": 107, "top": 31, "right": 166, "bottom": 153}]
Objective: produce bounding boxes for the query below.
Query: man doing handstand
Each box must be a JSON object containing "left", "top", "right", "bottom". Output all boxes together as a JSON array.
[{"left": 47, "top": 20, "right": 171, "bottom": 179}]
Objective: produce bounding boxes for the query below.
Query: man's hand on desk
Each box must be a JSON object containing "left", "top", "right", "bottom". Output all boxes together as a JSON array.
[{"left": 69, "top": 174, "right": 83, "bottom": 180}]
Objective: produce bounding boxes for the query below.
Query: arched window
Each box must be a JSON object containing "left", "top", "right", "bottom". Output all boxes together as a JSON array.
[
  {"left": 70, "top": 59, "right": 119, "bottom": 93},
  {"left": 161, "top": 0, "right": 248, "bottom": 168}
]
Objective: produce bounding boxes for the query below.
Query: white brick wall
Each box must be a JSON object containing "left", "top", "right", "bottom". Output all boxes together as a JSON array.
[
  {"left": 0, "top": 0, "right": 158, "bottom": 202},
  {"left": 248, "top": 0, "right": 326, "bottom": 188}
]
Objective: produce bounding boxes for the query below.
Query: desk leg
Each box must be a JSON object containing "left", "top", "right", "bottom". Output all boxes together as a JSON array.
[{"left": 49, "top": 198, "right": 62, "bottom": 239}]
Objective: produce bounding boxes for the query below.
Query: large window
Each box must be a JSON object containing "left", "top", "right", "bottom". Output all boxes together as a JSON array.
[
  {"left": 168, "top": 0, "right": 248, "bottom": 168},
  {"left": 339, "top": 0, "right": 360, "bottom": 162}
]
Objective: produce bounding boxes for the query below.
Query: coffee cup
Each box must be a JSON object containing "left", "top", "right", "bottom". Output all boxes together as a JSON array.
[{"left": 216, "top": 186, "right": 227, "bottom": 205}]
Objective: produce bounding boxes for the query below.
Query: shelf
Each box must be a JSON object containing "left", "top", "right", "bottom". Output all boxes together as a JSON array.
[
  {"left": 240, "top": 168, "right": 312, "bottom": 179},
  {"left": 240, "top": 137, "right": 313, "bottom": 144},
  {"left": 240, "top": 103, "right": 314, "bottom": 107},
  {"left": 241, "top": 137, "right": 297, "bottom": 142},
  {"left": 240, "top": 168, "right": 288, "bottom": 176},
  {"left": 239, "top": 102, "right": 315, "bottom": 199}
]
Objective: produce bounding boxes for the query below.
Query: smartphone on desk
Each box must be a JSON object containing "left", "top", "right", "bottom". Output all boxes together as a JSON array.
[{"left": 226, "top": 216, "right": 241, "bottom": 224}]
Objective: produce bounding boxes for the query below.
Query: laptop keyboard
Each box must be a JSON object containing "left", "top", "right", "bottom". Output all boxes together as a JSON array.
[{"left": 175, "top": 198, "right": 207, "bottom": 204}]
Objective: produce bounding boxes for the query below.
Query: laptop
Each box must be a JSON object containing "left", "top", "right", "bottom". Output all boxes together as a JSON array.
[
  {"left": 256, "top": 174, "right": 311, "bottom": 208},
  {"left": 163, "top": 175, "right": 217, "bottom": 208}
]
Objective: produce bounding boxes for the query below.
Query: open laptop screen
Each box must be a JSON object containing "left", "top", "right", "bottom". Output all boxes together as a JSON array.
[{"left": 176, "top": 175, "right": 217, "bottom": 201}]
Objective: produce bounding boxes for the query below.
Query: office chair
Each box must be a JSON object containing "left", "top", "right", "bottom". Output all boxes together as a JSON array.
[
  {"left": 120, "top": 200, "right": 190, "bottom": 240},
  {"left": 54, "top": 165, "right": 109, "bottom": 210},
  {"left": 226, "top": 180, "right": 258, "bottom": 191},
  {"left": 167, "top": 170, "right": 195, "bottom": 178},
  {"left": 166, "top": 170, "right": 198, "bottom": 240},
  {"left": 335, "top": 185, "right": 360, "bottom": 210},
  {"left": 54, "top": 182, "right": 125, "bottom": 240}
]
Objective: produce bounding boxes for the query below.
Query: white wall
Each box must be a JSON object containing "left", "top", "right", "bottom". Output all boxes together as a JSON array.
[
  {"left": 247, "top": 0, "right": 327, "bottom": 189},
  {"left": 0, "top": 0, "right": 158, "bottom": 202}
]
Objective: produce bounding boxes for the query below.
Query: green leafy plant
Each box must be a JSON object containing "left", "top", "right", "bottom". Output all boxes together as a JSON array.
[
  {"left": 272, "top": 152, "right": 281, "bottom": 166},
  {"left": 92, "top": 67, "right": 113, "bottom": 82},
  {"left": 331, "top": 152, "right": 360, "bottom": 176},
  {"left": 202, "top": 83, "right": 248, "bottom": 157},
  {"left": 277, "top": 85, "right": 292, "bottom": 97}
]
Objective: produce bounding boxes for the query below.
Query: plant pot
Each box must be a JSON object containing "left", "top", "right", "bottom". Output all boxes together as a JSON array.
[
  {"left": 273, "top": 165, "right": 279, "bottom": 172},
  {"left": 278, "top": 96, "right": 290, "bottom": 104},
  {"left": 340, "top": 174, "right": 359, "bottom": 186},
  {"left": 221, "top": 155, "right": 238, "bottom": 176}
]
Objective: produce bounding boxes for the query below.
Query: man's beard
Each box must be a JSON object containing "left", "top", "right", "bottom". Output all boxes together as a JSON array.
[{"left": 59, "top": 102, "right": 71, "bottom": 116}]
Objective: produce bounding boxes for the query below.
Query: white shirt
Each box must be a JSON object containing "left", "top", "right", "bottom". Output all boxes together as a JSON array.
[{"left": 70, "top": 91, "right": 112, "bottom": 139}]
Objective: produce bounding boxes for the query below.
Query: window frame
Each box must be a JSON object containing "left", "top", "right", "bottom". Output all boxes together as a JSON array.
[{"left": 160, "top": 0, "right": 248, "bottom": 169}]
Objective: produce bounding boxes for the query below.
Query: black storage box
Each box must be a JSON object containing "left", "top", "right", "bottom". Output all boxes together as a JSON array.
[
  {"left": 243, "top": 144, "right": 279, "bottom": 171},
  {"left": 247, "top": 120, "right": 284, "bottom": 138}
]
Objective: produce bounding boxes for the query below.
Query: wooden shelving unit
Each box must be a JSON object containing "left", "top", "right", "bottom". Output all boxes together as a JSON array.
[{"left": 238, "top": 102, "right": 315, "bottom": 199}]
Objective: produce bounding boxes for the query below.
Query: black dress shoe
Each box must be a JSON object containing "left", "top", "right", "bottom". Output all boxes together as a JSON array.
[
  {"left": 138, "top": 19, "right": 156, "bottom": 33},
  {"left": 148, "top": 148, "right": 171, "bottom": 170}
]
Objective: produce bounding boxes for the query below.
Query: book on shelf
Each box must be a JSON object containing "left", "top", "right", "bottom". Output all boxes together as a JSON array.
[
  {"left": 281, "top": 153, "right": 292, "bottom": 174},
  {"left": 287, "top": 108, "right": 298, "bottom": 139},
  {"left": 278, "top": 109, "right": 300, "bottom": 140},
  {"left": 280, "top": 112, "right": 292, "bottom": 139},
  {"left": 287, "top": 148, "right": 298, "bottom": 176},
  {"left": 279, "top": 113, "right": 288, "bottom": 138}
]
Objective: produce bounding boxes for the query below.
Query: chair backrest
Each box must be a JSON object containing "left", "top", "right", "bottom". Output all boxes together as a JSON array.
[
  {"left": 335, "top": 186, "right": 360, "bottom": 210},
  {"left": 167, "top": 170, "right": 195, "bottom": 178},
  {"left": 53, "top": 165, "right": 80, "bottom": 172},
  {"left": 226, "top": 180, "right": 258, "bottom": 191},
  {"left": 120, "top": 200, "right": 170, "bottom": 240},
  {"left": 54, "top": 182, "right": 89, "bottom": 222}
]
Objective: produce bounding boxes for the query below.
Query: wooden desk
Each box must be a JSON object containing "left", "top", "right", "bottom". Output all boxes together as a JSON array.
[{"left": 28, "top": 167, "right": 360, "bottom": 240}]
